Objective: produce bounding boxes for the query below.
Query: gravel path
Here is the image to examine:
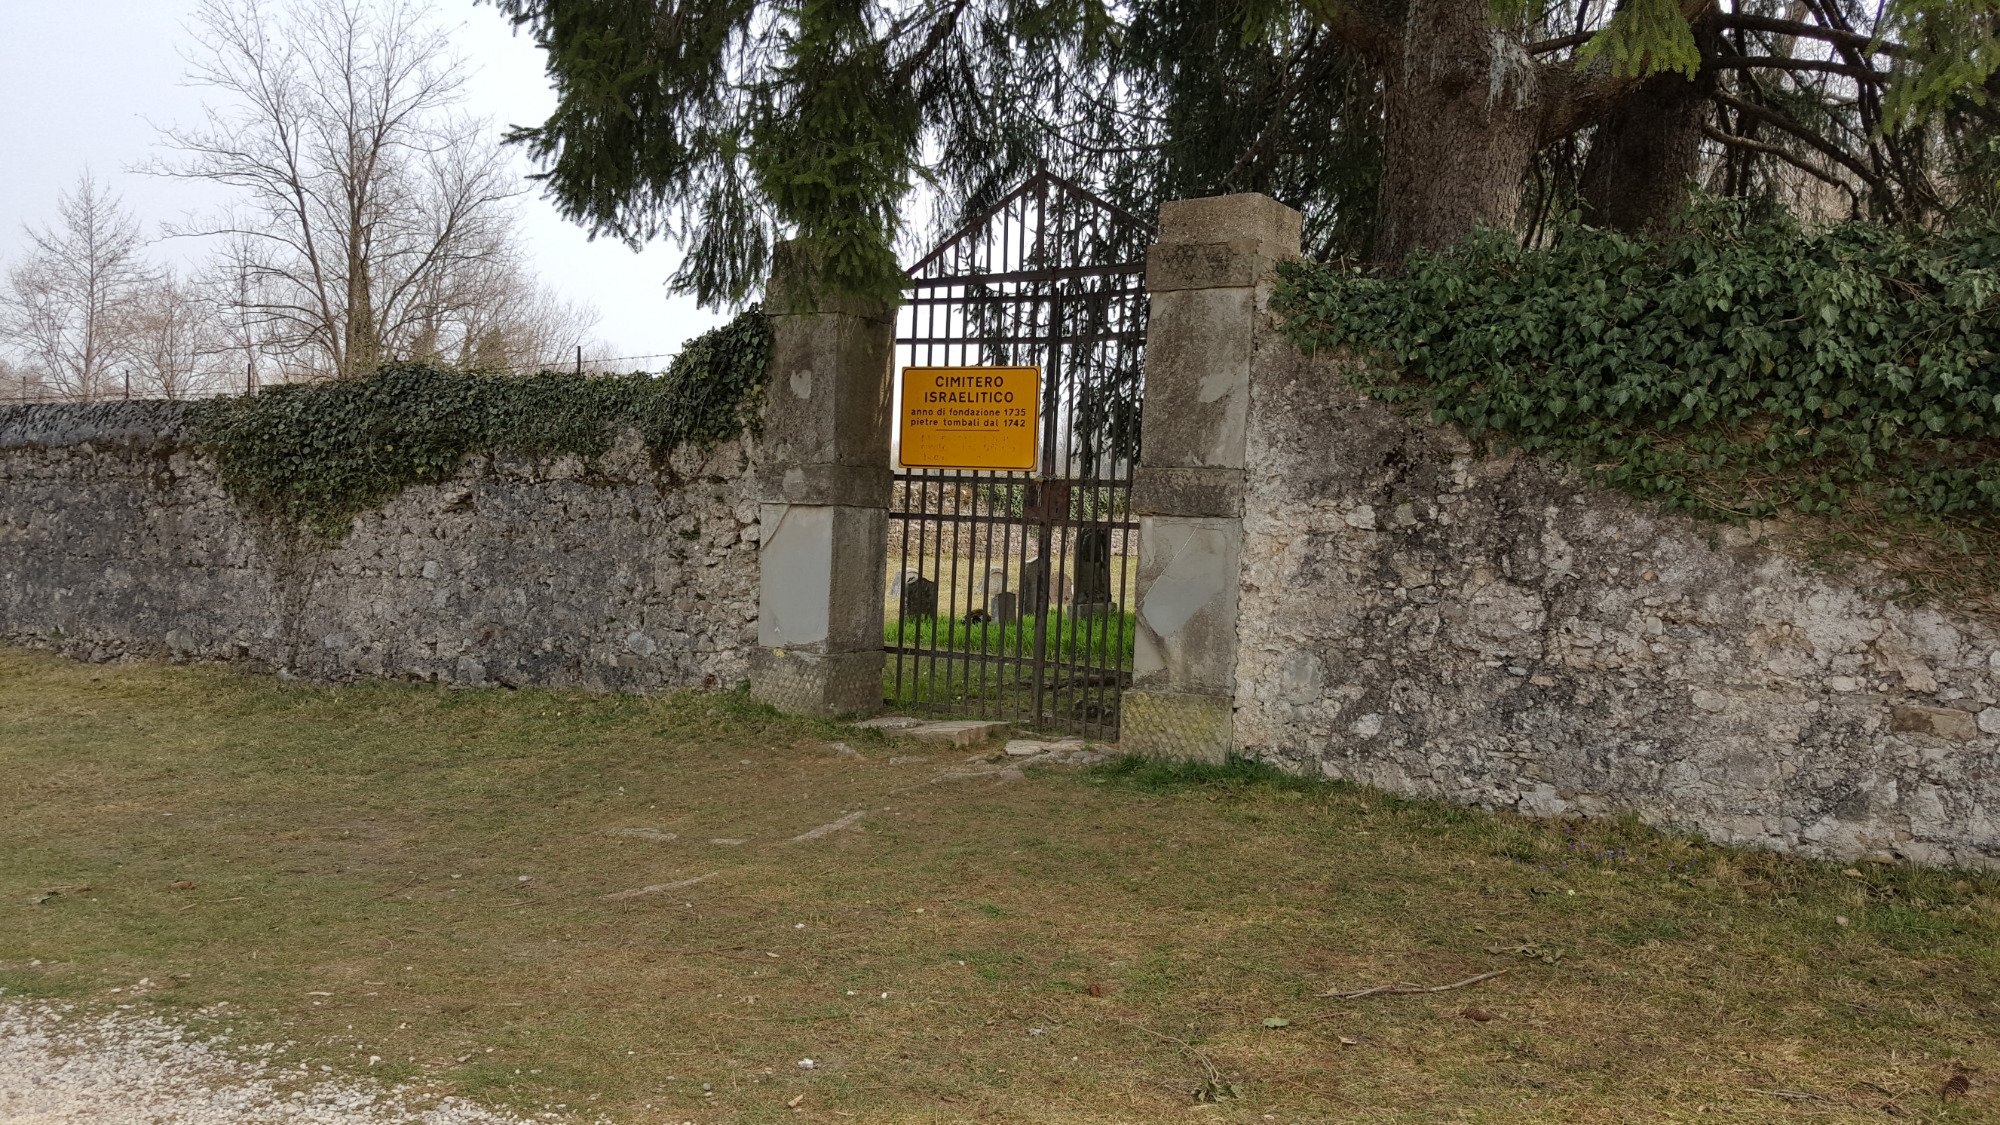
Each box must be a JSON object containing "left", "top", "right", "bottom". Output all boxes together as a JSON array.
[{"left": 0, "top": 1001, "right": 572, "bottom": 1125}]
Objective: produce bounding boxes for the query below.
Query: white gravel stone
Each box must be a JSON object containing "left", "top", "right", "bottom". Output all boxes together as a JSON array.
[{"left": 0, "top": 1000, "right": 583, "bottom": 1124}]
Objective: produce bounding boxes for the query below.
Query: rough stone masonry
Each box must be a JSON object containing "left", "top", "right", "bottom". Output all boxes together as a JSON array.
[
  {"left": 0, "top": 402, "right": 759, "bottom": 691},
  {"left": 1121, "top": 191, "right": 2000, "bottom": 867},
  {"left": 1235, "top": 356, "right": 2000, "bottom": 868}
]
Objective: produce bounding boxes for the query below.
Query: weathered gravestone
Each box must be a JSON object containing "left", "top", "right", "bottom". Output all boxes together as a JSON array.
[
  {"left": 901, "top": 575, "right": 938, "bottom": 619},
  {"left": 983, "top": 567, "right": 1015, "bottom": 623},
  {"left": 1071, "top": 526, "right": 1116, "bottom": 613},
  {"left": 1019, "top": 558, "right": 1049, "bottom": 618}
]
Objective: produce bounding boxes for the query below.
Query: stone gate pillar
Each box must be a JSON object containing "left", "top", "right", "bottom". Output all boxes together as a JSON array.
[
  {"left": 1122, "top": 194, "right": 1302, "bottom": 760},
  {"left": 748, "top": 246, "right": 893, "bottom": 717}
]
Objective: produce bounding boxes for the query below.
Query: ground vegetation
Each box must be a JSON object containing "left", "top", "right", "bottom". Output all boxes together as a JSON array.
[{"left": 3, "top": 648, "right": 1996, "bottom": 1122}]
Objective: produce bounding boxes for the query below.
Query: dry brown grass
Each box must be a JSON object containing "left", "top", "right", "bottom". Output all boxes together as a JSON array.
[{"left": 2, "top": 646, "right": 1998, "bottom": 1123}]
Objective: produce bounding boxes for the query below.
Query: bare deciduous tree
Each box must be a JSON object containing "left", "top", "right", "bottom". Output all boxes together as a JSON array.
[
  {"left": 0, "top": 356, "right": 52, "bottom": 403},
  {"left": 199, "top": 233, "right": 284, "bottom": 393},
  {"left": 0, "top": 173, "right": 155, "bottom": 402},
  {"left": 402, "top": 242, "right": 602, "bottom": 372},
  {"left": 155, "top": 0, "right": 519, "bottom": 379},
  {"left": 124, "top": 273, "right": 227, "bottom": 399},
  {"left": 456, "top": 272, "right": 599, "bottom": 373}
]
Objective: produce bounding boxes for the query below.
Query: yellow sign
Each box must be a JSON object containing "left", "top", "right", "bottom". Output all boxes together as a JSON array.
[{"left": 897, "top": 366, "right": 1040, "bottom": 472}]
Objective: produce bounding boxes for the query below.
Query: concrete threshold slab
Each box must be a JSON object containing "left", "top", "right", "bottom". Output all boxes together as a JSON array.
[
  {"left": 851, "top": 716, "right": 928, "bottom": 732},
  {"left": 846, "top": 714, "right": 1010, "bottom": 746},
  {"left": 1005, "top": 737, "right": 1086, "bottom": 757},
  {"left": 844, "top": 716, "right": 1117, "bottom": 765},
  {"left": 904, "top": 720, "right": 1008, "bottom": 747}
]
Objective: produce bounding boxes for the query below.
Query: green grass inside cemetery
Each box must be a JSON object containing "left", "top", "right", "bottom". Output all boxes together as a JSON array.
[
  {"left": 883, "top": 609, "right": 1136, "bottom": 727},
  {"left": 5, "top": 646, "right": 2000, "bottom": 1122},
  {"left": 883, "top": 607, "right": 1136, "bottom": 667}
]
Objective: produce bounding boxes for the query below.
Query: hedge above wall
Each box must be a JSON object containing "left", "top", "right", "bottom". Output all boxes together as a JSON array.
[
  {"left": 189, "top": 308, "right": 772, "bottom": 540},
  {"left": 1273, "top": 206, "right": 2000, "bottom": 603}
]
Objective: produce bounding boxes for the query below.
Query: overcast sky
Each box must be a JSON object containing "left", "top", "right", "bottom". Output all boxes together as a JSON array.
[{"left": 0, "top": 0, "right": 724, "bottom": 367}]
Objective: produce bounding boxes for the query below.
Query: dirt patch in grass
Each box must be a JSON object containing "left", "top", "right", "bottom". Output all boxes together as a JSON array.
[{"left": 3, "top": 647, "right": 1999, "bottom": 1123}]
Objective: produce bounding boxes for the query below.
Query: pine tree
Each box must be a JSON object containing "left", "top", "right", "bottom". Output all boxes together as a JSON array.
[{"left": 489, "top": 0, "right": 2000, "bottom": 302}]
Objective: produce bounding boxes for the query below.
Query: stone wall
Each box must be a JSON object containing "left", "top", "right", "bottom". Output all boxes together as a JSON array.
[
  {"left": 1, "top": 402, "right": 760, "bottom": 691},
  {"left": 1234, "top": 357, "right": 2000, "bottom": 867}
]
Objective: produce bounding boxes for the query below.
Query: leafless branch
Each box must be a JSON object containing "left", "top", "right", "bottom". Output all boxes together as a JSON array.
[
  {"left": 1710, "top": 56, "right": 1888, "bottom": 81},
  {"left": 1320, "top": 969, "right": 1512, "bottom": 1000},
  {"left": 1713, "top": 90, "right": 1893, "bottom": 200},
  {"left": 1700, "top": 123, "right": 1851, "bottom": 190},
  {"left": 1717, "top": 13, "right": 1906, "bottom": 58},
  {"left": 148, "top": 0, "right": 531, "bottom": 379},
  {"left": 1527, "top": 30, "right": 1596, "bottom": 55}
]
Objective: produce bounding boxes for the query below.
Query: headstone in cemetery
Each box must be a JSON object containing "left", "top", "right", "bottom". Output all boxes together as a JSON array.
[
  {"left": 989, "top": 590, "right": 1019, "bottom": 625},
  {"left": 1023, "top": 480, "right": 1071, "bottom": 521},
  {"left": 901, "top": 575, "right": 939, "bottom": 620},
  {"left": 1072, "top": 526, "right": 1115, "bottom": 614},
  {"left": 985, "top": 567, "right": 1009, "bottom": 603},
  {"left": 1019, "top": 558, "right": 1048, "bottom": 617}
]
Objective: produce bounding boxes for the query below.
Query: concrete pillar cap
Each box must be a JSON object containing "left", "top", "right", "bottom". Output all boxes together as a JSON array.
[{"left": 1157, "top": 194, "right": 1302, "bottom": 257}]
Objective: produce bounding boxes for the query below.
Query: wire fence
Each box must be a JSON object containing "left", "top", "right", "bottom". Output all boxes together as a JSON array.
[
  {"left": 2, "top": 380, "right": 236, "bottom": 406},
  {"left": 0, "top": 350, "right": 688, "bottom": 406},
  {"left": 482, "top": 350, "right": 681, "bottom": 374}
]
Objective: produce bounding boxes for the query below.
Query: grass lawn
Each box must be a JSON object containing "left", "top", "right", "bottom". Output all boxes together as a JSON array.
[
  {"left": 884, "top": 609, "right": 1137, "bottom": 668},
  {"left": 884, "top": 610, "right": 1135, "bottom": 732},
  {"left": 3, "top": 646, "right": 1998, "bottom": 1123}
]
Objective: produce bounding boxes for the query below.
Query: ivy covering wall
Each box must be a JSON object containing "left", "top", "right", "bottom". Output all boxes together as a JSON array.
[
  {"left": 1273, "top": 206, "right": 2000, "bottom": 601},
  {"left": 189, "top": 309, "right": 772, "bottom": 540}
]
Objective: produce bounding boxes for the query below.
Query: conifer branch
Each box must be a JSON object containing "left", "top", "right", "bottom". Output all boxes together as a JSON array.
[
  {"left": 1709, "top": 56, "right": 1888, "bottom": 81},
  {"left": 1712, "top": 91, "right": 1892, "bottom": 199},
  {"left": 1716, "top": 13, "right": 1906, "bottom": 58},
  {"left": 1699, "top": 123, "right": 1849, "bottom": 190}
]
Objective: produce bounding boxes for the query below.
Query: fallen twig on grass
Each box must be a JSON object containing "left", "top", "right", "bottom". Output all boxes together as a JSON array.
[
  {"left": 1320, "top": 968, "right": 1510, "bottom": 1000},
  {"left": 602, "top": 871, "right": 719, "bottom": 901},
  {"left": 1749, "top": 1088, "right": 1820, "bottom": 1101},
  {"left": 787, "top": 810, "right": 869, "bottom": 843},
  {"left": 370, "top": 877, "right": 430, "bottom": 901},
  {"left": 1103, "top": 1014, "right": 1237, "bottom": 1102},
  {"left": 1852, "top": 1080, "right": 1909, "bottom": 1115}
]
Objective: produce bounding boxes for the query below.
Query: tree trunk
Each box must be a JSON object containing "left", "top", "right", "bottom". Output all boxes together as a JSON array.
[
  {"left": 344, "top": 255, "right": 378, "bottom": 380},
  {"left": 1578, "top": 13, "right": 1718, "bottom": 233},
  {"left": 1372, "top": 0, "right": 1545, "bottom": 263}
]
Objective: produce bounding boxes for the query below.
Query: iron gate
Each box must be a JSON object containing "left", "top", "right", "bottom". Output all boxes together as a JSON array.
[{"left": 886, "top": 173, "right": 1151, "bottom": 739}]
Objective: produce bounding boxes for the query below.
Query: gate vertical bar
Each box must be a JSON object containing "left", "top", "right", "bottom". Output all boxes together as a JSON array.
[{"left": 1028, "top": 286, "right": 1061, "bottom": 728}]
